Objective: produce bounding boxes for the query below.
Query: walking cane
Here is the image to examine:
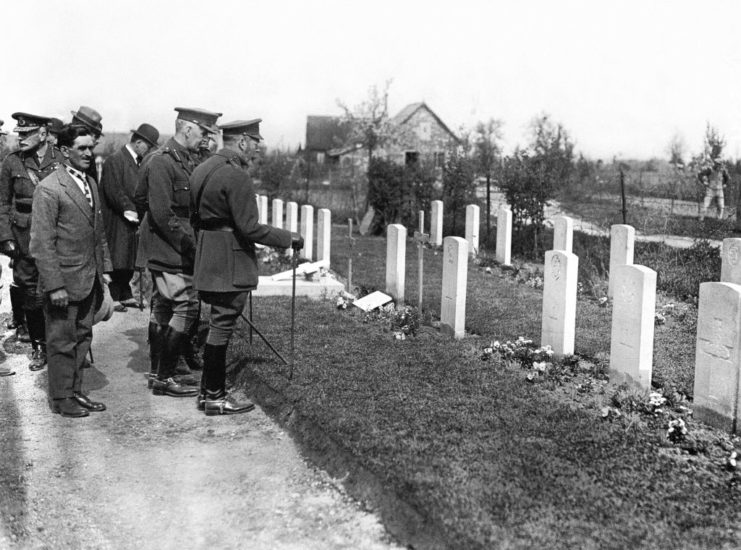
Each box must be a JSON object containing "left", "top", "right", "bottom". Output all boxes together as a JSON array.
[{"left": 289, "top": 248, "right": 298, "bottom": 380}]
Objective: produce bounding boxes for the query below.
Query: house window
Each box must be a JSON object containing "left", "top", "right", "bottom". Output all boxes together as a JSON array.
[
  {"left": 405, "top": 151, "right": 419, "bottom": 166},
  {"left": 317, "top": 152, "right": 325, "bottom": 164},
  {"left": 434, "top": 151, "right": 445, "bottom": 168}
]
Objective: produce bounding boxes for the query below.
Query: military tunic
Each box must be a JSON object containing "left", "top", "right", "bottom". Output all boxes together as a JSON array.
[
  {"left": 0, "top": 145, "right": 64, "bottom": 296},
  {"left": 190, "top": 148, "right": 292, "bottom": 293}
]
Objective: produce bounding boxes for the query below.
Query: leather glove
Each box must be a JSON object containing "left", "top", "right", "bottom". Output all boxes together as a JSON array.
[
  {"left": 0, "top": 240, "right": 19, "bottom": 259},
  {"left": 290, "top": 232, "right": 304, "bottom": 250}
]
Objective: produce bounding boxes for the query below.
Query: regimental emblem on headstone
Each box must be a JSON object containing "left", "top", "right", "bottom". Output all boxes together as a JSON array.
[
  {"left": 551, "top": 255, "right": 561, "bottom": 281},
  {"left": 728, "top": 244, "right": 740, "bottom": 267},
  {"left": 699, "top": 317, "right": 734, "bottom": 362},
  {"left": 618, "top": 281, "right": 636, "bottom": 306}
]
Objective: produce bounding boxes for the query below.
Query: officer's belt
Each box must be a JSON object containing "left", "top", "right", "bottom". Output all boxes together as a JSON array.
[
  {"left": 172, "top": 206, "right": 190, "bottom": 217},
  {"left": 14, "top": 203, "right": 32, "bottom": 214},
  {"left": 199, "top": 219, "right": 234, "bottom": 232}
]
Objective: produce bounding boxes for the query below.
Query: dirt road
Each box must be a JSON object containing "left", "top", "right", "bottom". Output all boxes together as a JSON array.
[{"left": 0, "top": 258, "right": 400, "bottom": 550}]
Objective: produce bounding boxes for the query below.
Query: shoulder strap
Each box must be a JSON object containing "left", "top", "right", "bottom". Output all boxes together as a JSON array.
[{"left": 192, "top": 161, "right": 226, "bottom": 227}]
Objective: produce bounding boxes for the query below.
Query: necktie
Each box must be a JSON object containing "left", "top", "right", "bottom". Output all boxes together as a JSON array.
[
  {"left": 136, "top": 155, "right": 143, "bottom": 166},
  {"left": 81, "top": 178, "right": 93, "bottom": 208}
]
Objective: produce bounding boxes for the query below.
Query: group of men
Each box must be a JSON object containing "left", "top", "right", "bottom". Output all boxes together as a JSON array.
[{"left": 0, "top": 106, "right": 303, "bottom": 418}]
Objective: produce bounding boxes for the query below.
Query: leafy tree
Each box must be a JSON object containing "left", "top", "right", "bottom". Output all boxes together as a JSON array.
[
  {"left": 256, "top": 149, "right": 296, "bottom": 200},
  {"left": 472, "top": 118, "right": 504, "bottom": 241},
  {"left": 441, "top": 133, "right": 477, "bottom": 237}
]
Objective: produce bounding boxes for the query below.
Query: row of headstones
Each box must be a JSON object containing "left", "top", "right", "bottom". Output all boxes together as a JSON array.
[
  {"left": 387, "top": 212, "right": 741, "bottom": 435},
  {"left": 254, "top": 195, "right": 331, "bottom": 265}
]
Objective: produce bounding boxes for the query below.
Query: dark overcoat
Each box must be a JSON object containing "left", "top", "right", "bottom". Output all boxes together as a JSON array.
[
  {"left": 29, "top": 165, "right": 113, "bottom": 301},
  {"left": 0, "top": 145, "right": 63, "bottom": 255},
  {"left": 134, "top": 137, "right": 196, "bottom": 274},
  {"left": 99, "top": 145, "right": 140, "bottom": 269},
  {"left": 190, "top": 148, "right": 292, "bottom": 293}
]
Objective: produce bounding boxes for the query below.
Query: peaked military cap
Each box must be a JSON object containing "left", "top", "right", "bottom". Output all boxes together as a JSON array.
[
  {"left": 174, "top": 107, "right": 222, "bottom": 134},
  {"left": 0, "top": 119, "right": 5, "bottom": 136},
  {"left": 12, "top": 112, "right": 52, "bottom": 132},
  {"left": 70, "top": 105, "right": 104, "bottom": 136},
  {"left": 219, "top": 119, "right": 263, "bottom": 141},
  {"left": 131, "top": 123, "right": 160, "bottom": 147},
  {"left": 48, "top": 117, "right": 64, "bottom": 135}
]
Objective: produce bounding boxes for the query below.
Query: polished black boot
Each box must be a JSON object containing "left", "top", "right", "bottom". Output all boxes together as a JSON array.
[
  {"left": 26, "top": 309, "right": 47, "bottom": 371},
  {"left": 147, "top": 322, "right": 164, "bottom": 389},
  {"left": 29, "top": 341, "right": 47, "bottom": 371},
  {"left": 151, "top": 326, "right": 198, "bottom": 397},
  {"left": 182, "top": 334, "right": 203, "bottom": 371},
  {"left": 198, "top": 344, "right": 227, "bottom": 411},
  {"left": 7, "top": 284, "right": 28, "bottom": 341}
]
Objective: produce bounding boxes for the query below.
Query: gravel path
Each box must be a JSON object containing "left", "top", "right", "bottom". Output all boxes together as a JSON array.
[{"left": 0, "top": 257, "right": 400, "bottom": 550}]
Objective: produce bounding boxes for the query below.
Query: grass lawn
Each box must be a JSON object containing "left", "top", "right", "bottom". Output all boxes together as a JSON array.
[{"left": 231, "top": 226, "right": 741, "bottom": 549}]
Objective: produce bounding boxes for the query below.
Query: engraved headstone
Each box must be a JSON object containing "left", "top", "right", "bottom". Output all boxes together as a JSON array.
[
  {"left": 721, "top": 238, "right": 741, "bottom": 284},
  {"left": 300, "top": 205, "right": 314, "bottom": 261},
  {"left": 553, "top": 215, "right": 573, "bottom": 253},
  {"left": 693, "top": 282, "right": 741, "bottom": 433},
  {"left": 317, "top": 208, "right": 331, "bottom": 266},
  {"left": 609, "top": 264, "right": 657, "bottom": 389},
  {"left": 430, "top": 200, "right": 443, "bottom": 246},
  {"left": 440, "top": 236, "right": 468, "bottom": 339},
  {"left": 258, "top": 195, "right": 268, "bottom": 224},
  {"left": 496, "top": 207, "right": 512, "bottom": 266},
  {"left": 465, "top": 204, "right": 480, "bottom": 255},
  {"left": 386, "top": 224, "right": 407, "bottom": 303},
  {"left": 541, "top": 250, "right": 578, "bottom": 356},
  {"left": 285, "top": 201, "right": 299, "bottom": 257},
  {"left": 272, "top": 198, "right": 284, "bottom": 229},
  {"left": 608, "top": 224, "right": 635, "bottom": 298}
]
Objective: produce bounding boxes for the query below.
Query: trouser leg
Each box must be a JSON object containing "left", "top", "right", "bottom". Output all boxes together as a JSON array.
[
  {"left": 108, "top": 269, "right": 135, "bottom": 302},
  {"left": 200, "top": 291, "right": 249, "bottom": 393},
  {"left": 8, "top": 282, "right": 26, "bottom": 330}
]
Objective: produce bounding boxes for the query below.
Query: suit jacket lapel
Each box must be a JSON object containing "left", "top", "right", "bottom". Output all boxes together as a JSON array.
[{"left": 59, "top": 168, "right": 94, "bottom": 224}]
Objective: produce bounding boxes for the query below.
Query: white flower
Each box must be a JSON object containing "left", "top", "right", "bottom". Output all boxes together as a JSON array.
[
  {"left": 485, "top": 266, "right": 492, "bottom": 274},
  {"left": 533, "top": 361, "right": 548, "bottom": 372},
  {"left": 393, "top": 331, "right": 406, "bottom": 340},
  {"left": 649, "top": 392, "right": 666, "bottom": 408}
]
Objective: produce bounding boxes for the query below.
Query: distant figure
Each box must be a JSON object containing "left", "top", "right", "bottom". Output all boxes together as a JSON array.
[
  {"left": 0, "top": 119, "right": 14, "bottom": 377},
  {"left": 99, "top": 123, "right": 159, "bottom": 310},
  {"left": 699, "top": 159, "right": 729, "bottom": 220}
]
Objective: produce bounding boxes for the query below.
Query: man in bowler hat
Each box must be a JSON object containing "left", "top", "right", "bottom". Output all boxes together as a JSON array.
[
  {"left": 191, "top": 119, "right": 303, "bottom": 415},
  {"left": 100, "top": 123, "right": 159, "bottom": 309},
  {"left": 70, "top": 106, "right": 104, "bottom": 182},
  {"left": 30, "top": 124, "right": 112, "bottom": 417}
]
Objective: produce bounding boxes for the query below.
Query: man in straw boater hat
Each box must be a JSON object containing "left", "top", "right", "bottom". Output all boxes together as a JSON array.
[
  {"left": 30, "top": 124, "right": 112, "bottom": 417},
  {"left": 0, "top": 113, "right": 65, "bottom": 372},
  {"left": 135, "top": 107, "right": 221, "bottom": 397},
  {"left": 99, "top": 123, "right": 160, "bottom": 311},
  {"left": 69, "top": 106, "right": 103, "bottom": 182},
  {"left": 190, "top": 119, "right": 303, "bottom": 415},
  {"left": 0, "top": 119, "right": 14, "bottom": 378}
]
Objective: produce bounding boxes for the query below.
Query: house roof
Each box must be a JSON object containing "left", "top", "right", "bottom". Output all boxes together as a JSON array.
[
  {"left": 391, "top": 102, "right": 458, "bottom": 142},
  {"left": 305, "top": 115, "right": 350, "bottom": 151}
]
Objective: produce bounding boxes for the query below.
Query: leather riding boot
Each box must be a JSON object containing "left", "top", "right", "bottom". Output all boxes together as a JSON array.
[
  {"left": 147, "top": 322, "right": 164, "bottom": 389},
  {"left": 27, "top": 307, "right": 48, "bottom": 372},
  {"left": 182, "top": 335, "right": 203, "bottom": 371},
  {"left": 198, "top": 344, "right": 228, "bottom": 411},
  {"left": 204, "top": 389, "right": 255, "bottom": 416},
  {"left": 8, "top": 284, "right": 28, "bottom": 341},
  {"left": 151, "top": 326, "right": 198, "bottom": 397}
]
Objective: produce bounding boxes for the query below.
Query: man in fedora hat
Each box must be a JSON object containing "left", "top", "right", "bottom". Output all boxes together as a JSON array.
[
  {"left": 70, "top": 106, "right": 103, "bottom": 183},
  {"left": 191, "top": 119, "right": 303, "bottom": 415},
  {"left": 136, "top": 107, "right": 221, "bottom": 397},
  {"left": 30, "top": 124, "right": 112, "bottom": 417},
  {"left": 46, "top": 118, "right": 64, "bottom": 149},
  {"left": 0, "top": 113, "right": 65, "bottom": 372},
  {"left": 100, "top": 123, "right": 160, "bottom": 310}
]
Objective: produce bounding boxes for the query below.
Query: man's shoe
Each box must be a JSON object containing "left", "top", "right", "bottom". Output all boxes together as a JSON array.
[
  {"left": 15, "top": 324, "right": 30, "bottom": 343},
  {"left": 173, "top": 373, "right": 199, "bottom": 386},
  {"left": 72, "top": 391, "right": 106, "bottom": 412},
  {"left": 147, "top": 373, "right": 157, "bottom": 389},
  {"left": 204, "top": 391, "right": 255, "bottom": 416},
  {"left": 120, "top": 298, "right": 139, "bottom": 308},
  {"left": 52, "top": 397, "right": 90, "bottom": 418},
  {"left": 197, "top": 391, "right": 206, "bottom": 411},
  {"left": 151, "top": 378, "right": 199, "bottom": 397},
  {"left": 29, "top": 345, "right": 47, "bottom": 371},
  {"left": 113, "top": 302, "right": 127, "bottom": 312},
  {"left": 0, "top": 367, "right": 15, "bottom": 377}
]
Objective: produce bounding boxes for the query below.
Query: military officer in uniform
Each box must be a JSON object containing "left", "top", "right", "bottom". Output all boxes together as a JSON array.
[
  {"left": 137, "top": 107, "right": 221, "bottom": 397},
  {"left": 191, "top": 119, "right": 303, "bottom": 415},
  {"left": 0, "top": 113, "right": 64, "bottom": 371},
  {"left": 0, "top": 119, "right": 14, "bottom": 378}
]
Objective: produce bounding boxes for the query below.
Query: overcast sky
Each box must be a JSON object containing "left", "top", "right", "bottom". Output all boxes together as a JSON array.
[{"left": 4, "top": 0, "right": 740, "bottom": 160}]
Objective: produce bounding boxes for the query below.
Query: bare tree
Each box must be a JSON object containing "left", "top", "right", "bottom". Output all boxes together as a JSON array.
[{"left": 472, "top": 119, "right": 504, "bottom": 241}]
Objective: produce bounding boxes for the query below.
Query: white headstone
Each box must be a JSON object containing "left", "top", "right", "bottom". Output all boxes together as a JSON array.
[
  {"left": 359, "top": 207, "right": 375, "bottom": 236},
  {"left": 693, "top": 282, "right": 741, "bottom": 433},
  {"left": 721, "top": 238, "right": 741, "bottom": 284},
  {"left": 609, "top": 264, "right": 657, "bottom": 389},
  {"left": 285, "top": 201, "right": 299, "bottom": 257},
  {"left": 317, "top": 208, "right": 331, "bottom": 266},
  {"left": 440, "top": 236, "right": 468, "bottom": 339},
  {"left": 495, "top": 207, "right": 512, "bottom": 266},
  {"left": 541, "top": 250, "right": 578, "bottom": 356},
  {"left": 258, "top": 195, "right": 268, "bottom": 224},
  {"left": 553, "top": 215, "right": 573, "bottom": 253},
  {"left": 300, "top": 205, "right": 314, "bottom": 261},
  {"left": 465, "top": 204, "right": 480, "bottom": 255},
  {"left": 386, "top": 224, "right": 407, "bottom": 303},
  {"left": 272, "top": 199, "right": 284, "bottom": 229},
  {"left": 430, "top": 200, "right": 443, "bottom": 246},
  {"left": 608, "top": 224, "right": 635, "bottom": 298},
  {"left": 353, "top": 291, "right": 393, "bottom": 312}
]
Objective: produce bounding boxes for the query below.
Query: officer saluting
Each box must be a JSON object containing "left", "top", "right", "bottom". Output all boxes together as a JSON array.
[
  {"left": 0, "top": 113, "right": 63, "bottom": 371},
  {"left": 137, "top": 107, "right": 221, "bottom": 397},
  {"left": 191, "top": 119, "right": 303, "bottom": 415}
]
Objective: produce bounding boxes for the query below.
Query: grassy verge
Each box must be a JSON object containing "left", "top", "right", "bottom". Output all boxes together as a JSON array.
[{"left": 229, "top": 228, "right": 741, "bottom": 549}]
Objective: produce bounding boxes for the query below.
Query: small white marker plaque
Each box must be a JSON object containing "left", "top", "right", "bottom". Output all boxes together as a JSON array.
[{"left": 353, "top": 291, "right": 393, "bottom": 312}]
